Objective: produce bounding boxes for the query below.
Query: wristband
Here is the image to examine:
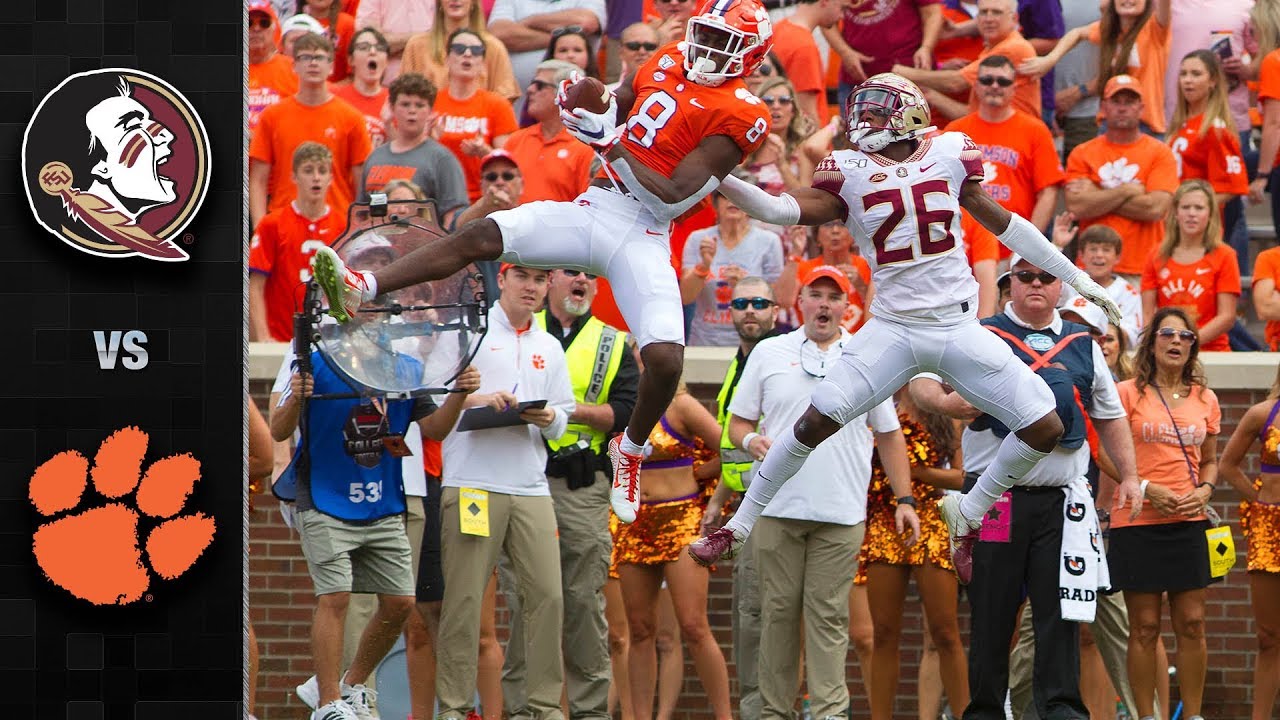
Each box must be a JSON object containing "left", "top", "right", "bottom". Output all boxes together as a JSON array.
[
  {"left": 787, "top": 255, "right": 803, "bottom": 264},
  {"left": 693, "top": 264, "right": 711, "bottom": 279},
  {"left": 740, "top": 432, "right": 760, "bottom": 452},
  {"left": 1077, "top": 83, "right": 1090, "bottom": 98},
  {"left": 1201, "top": 483, "right": 1216, "bottom": 498},
  {"left": 1139, "top": 479, "right": 1150, "bottom": 498},
  {"left": 895, "top": 496, "right": 917, "bottom": 508}
]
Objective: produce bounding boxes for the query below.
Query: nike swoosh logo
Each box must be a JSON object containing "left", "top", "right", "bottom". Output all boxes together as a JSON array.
[
  {"left": 921, "top": 163, "right": 936, "bottom": 172},
  {"left": 645, "top": 228, "right": 664, "bottom": 236},
  {"left": 1196, "top": 267, "right": 1212, "bottom": 274},
  {"left": 489, "top": 347, "right": 503, "bottom": 351},
  {"left": 690, "top": 98, "right": 706, "bottom": 109}
]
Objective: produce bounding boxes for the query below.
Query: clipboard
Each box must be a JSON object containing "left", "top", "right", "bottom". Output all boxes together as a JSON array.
[{"left": 457, "top": 400, "right": 548, "bottom": 431}]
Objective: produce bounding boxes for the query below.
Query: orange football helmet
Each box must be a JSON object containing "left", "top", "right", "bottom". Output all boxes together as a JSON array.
[{"left": 684, "top": 0, "right": 774, "bottom": 87}]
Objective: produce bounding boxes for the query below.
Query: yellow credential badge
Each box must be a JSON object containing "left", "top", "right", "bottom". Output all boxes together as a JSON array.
[{"left": 459, "top": 488, "right": 490, "bottom": 537}]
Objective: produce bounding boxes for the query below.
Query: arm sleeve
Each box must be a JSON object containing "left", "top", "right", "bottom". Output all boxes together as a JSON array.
[
  {"left": 996, "top": 214, "right": 1084, "bottom": 284},
  {"left": 605, "top": 343, "right": 639, "bottom": 435},
  {"left": 715, "top": 173, "right": 802, "bottom": 225}
]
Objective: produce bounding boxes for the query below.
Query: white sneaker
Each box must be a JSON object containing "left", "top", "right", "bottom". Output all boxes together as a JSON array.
[
  {"left": 297, "top": 675, "right": 320, "bottom": 709},
  {"left": 345, "top": 684, "right": 379, "bottom": 720},
  {"left": 312, "top": 700, "right": 359, "bottom": 720}
]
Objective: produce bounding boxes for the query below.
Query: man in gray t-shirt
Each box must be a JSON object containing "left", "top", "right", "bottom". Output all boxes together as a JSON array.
[
  {"left": 1053, "top": 0, "right": 1101, "bottom": 161},
  {"left": 359, "top": 73, "right": 469, "bottom": 226}
]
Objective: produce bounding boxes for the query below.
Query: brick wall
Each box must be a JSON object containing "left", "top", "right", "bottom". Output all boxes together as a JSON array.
[{"left": 249, "top": 380, "right": 1266, "bottom": 720}]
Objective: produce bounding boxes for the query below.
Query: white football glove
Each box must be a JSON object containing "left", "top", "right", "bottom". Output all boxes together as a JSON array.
[
  {"left": 556, "top": 73, "right": 620, "bottom": 151},
  {"left": 1068, "top": 273, "right": 1124, "bottom": 326}
]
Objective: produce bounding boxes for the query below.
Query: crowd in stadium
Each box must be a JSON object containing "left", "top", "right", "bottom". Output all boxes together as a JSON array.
[{"left": 245, "top": 0, "right": 1280, "bottom": 719}]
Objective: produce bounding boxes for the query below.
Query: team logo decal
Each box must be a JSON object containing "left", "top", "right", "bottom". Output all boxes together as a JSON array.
[
  {"left": 1063, "top": 554, "right": 1087, "bottom": 576},
  {"left": 870, "top": 172, "right": 887, "bottom": 183},
  {"left": 22, "top": 68, "right": 211, "bottom": 261},
  {"left": 1025, "top": 333, "right": 1055, "bottom": 352},
  {"left": 1066, "top": 502, "right": 1086, "bottom": 521},
  {"left": 895, "top": 167, "right": 908, "bottom": 178}
]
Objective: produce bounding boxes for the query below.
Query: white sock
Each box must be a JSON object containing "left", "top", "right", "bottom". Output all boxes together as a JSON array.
[
  {"left": 959, "top": 433, "right": 1048, "bottom": 523},
  {"left": 620, "top": 430, "right": 645, "bottom": 456},
  {"left": 360, "top": 270, "right": 378, "bottom": 299},
  {"left": 724, "top": 426, "right": 814, "bottom": 537}
]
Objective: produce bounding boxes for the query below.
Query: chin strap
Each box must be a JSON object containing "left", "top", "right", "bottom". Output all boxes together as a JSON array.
[{"left": 608, "top": 155, "right": 721, "bottom": 225}]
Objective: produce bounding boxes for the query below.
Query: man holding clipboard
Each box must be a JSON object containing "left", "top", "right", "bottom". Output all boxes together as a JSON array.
[{"left": 429, "top": 263, "right": 576, "bottom": 720}]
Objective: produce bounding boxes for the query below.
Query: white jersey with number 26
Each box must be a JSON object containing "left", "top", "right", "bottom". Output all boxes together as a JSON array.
[{"left": 813, "top": 132, "right": 986, "bottom": 324}]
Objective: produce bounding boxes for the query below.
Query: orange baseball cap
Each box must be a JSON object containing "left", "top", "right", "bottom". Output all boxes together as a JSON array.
[
  {"left": 800, "top": 265, "right": 853, "bottom": 296},
  {"left": 1102, "top": 74, "right": 1143, "bottom": 101}
]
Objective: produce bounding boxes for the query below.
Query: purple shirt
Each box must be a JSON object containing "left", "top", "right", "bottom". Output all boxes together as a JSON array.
[{"left": 840, "top": 0, "right": 941, "bottom": 85}]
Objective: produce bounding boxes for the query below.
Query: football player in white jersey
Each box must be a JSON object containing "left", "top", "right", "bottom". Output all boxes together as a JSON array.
[{"left": 689, "top": 73, "right": 1143, "bottom": 582}]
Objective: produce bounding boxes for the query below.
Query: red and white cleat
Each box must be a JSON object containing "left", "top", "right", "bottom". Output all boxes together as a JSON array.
[
  {"left": 311, "top": 246, "right": 375, "bottom": 323},
  {"left": 687, "top": 526, "right": 744, "bottom": 567},
  {"left": 608, "top": 435, "right": 642, "bottom": 524},
  {"left": 939, "top": 494, "right": 980, "bottom": 585}
]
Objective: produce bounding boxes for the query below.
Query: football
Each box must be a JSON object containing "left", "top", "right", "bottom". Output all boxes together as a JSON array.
[{"left": 560, "top": 76, "right": 611, "bottom": 115}]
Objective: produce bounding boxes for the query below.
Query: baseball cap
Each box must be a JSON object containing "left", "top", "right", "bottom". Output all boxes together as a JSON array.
[
  {"left": 248, "top": 0, "right": 277, "bottom": 19},
  {"left": 281, "top": 12, "right": 327, "bottom": 37},
  {"left": 481, "top": 149, "right": 520, "bottom": 172},
  {"left": 1102, "top": 74, "right": 1143, "bottom": 101},
  {"left": 1060, "top": 294, "right": 1108, "bottom": 335},
  {"left": 345, "top": 234, "right": 398, "bottom": 269},
  {"left": 800, "top": 265, "right": 852, "bottom": 296}
]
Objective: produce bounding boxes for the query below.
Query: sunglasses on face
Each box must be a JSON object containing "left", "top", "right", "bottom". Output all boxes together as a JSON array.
[
  {"left": 483, "top": 170, "right": 519, "bottom": 182},
  {"left": 624, "top": 41, "right": 659, "bottom": 51},
  {"left": 249, "top": 15, "right": 272, "bottom": 29},
  {"left": 978, "top": 75, "right": 1015, "bottom": 87},
  {"left": 352, "top": 40, "right": 389, "bottom": 53},
  {"left": 1155, "top": 327, "right": 1198, "bottom": 342},
  {"left": 551, "top": 25, "right": 584, "bottom": 38},
  {"left": 561, "top": 269, "right": 598, "bottom": 279},
  {"left": 730, "top": 297, "right": 777, "bottom": 311},
  {"left": 762, "top": 95, "right": 793, "bottom": 106},
  {"left": 449, "top": 42, "right": 486, "bottom": 56},
  {"left": 529, "top": 78, "right": 555, "bottom": 91},
  {"left": 1013, "top": 270, "right": 1058, "bottom": 284}
]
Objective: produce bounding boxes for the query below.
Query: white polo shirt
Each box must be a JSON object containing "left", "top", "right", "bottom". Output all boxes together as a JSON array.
[
  {"left": 961, "top": 305, "right": 1126, "bottom": 487},
  {"left": 729, "top": 327, "right": 900, "bottom": 525}
]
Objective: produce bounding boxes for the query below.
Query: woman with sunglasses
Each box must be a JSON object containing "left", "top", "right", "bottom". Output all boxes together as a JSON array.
[
  {"left": 1219, "top": 361, "right": 1280, "bottom": 720},
  {"left": 611, "top": 379, "right": 733, "bottom": 720},
  {"left": 742, "top": 77, "right": 816, "bottom": 196},
  {"left": 680, "top": 171, "right": 785, "bottom": 347},
  {"left": 854, "top": 386, "right": 969, "bottom": 720},
  {"left": 401, "top": 0, "right": 520, "bottom": 102},
  {"left": 543, "top": 26, "right": 602, "bottom": 80},
  {"left": 1109, "top": 307, "right": 1222, "bottom": 720},
  {"left": 1140, "top": 179, "right": 1242, "bottom": 351},
  {"left": 431, "top": 28, "right": 519, "bottom": 202}
]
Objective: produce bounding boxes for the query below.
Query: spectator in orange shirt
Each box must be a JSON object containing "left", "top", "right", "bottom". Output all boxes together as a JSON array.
[
  {"left": 333, "top": 27, "right": 392, "bottom": 147},
  {"left": 893, "top": 0, "right": 1039, "bottom": 122},
  {"left": 302, "top": 0, "right": 358, "bottom": 82},
  {"left": 769, "top": 0, "right": 846, "bottom": 126},
  {"left": 1064, "top": 75, "right": 1178, "bottom": 280},
  {"left": 1140, "top": 179, "right": 1241, "bottom": 351},
  {"left": 1020, "top": 0, "right": 1171, "bottom": 135},
  {"left": 249, "top": 32, "right": 373, "bottom": 229},
  {"left": 543, "top": 26, "right": 602, "bottom": 79},
  {"left": 401, "top": 0, "right": 520, "bottom": 102},
  {"left": 1252, "top": 245, "right": 1280, "bottom": 350},
  {"left": 1168, "top": 50, "right": 1249, "bottom": 207},
  {"left": 504, "top": 60, "right": 596, "bottom": 202},
  {"left": 433, "top": 29, "right": 519, "bottom": 201},
  {"left": 947, "top": 54, "right": 1064, "bottom": 253},
  {"left": 775, "top": 220, "right": 873, "bottom": 336},
  {"left": 1249, "top": 47, "right": 1280, "bottom": 235},
  {"left": 249, "top": 142, "right": 348, "bottom": 341},
  {"left": 249, "top": 1, "right": 298, "bottom": 131}
]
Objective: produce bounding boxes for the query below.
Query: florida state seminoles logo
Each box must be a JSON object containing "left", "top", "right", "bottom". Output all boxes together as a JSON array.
[{"left": 22, "top": 69, "right": 211, "bottom": 261}]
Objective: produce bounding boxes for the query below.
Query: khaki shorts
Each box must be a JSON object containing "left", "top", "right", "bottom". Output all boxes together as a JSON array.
[{"left": 297, "top": 509, "right": 416, "bottom": 597}]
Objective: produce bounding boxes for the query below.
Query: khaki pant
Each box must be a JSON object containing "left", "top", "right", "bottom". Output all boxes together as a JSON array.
[
  {"left": 437, "top": 487, "right": 564, "bottom": 720},
  {"left": 500, "top": 473, "right": 612, "bottom": 720},
  {"left": 1009, "top": 590, "right": 1160, "bottom": 720},
  {"left": 755, "top": 517, "right": 864, "bottom": 720},
  {"left": 342, "top": 495, "right": 426, "bottom": 677},
  {"left": 733, "top": 534, "right": 761, "bottom": 720}
]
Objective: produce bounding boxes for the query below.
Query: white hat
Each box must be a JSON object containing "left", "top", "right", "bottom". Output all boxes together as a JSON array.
[
  {"left": 1059, "top": 293, "right": 1107, "bottom": 335},
  {"left": 281, "top": 13, "right": 327, "bottom": 37},
  {"left": 344, "top": 234, "right": 398, "bottom": 269}
]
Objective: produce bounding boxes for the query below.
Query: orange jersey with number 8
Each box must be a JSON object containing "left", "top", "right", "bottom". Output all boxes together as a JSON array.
[{"left": 617, "top": 43, "right": 772, "bottom": 177}]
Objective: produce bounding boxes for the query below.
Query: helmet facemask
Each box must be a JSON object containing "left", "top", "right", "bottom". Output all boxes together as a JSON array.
[
  {"left": 845, "top": 81, "right": 933, "bottom": 152},
  {"left": 684, "top": 17, "right": 756, "bottom": 86}
]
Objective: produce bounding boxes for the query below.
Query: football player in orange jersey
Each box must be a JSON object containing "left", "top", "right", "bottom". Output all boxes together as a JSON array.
[
  {"left": 687, "top": 73, "right": 1142, "bottom": 585},
  {"left": 313, "top": 0, "right": 775, "bottom": 526}
]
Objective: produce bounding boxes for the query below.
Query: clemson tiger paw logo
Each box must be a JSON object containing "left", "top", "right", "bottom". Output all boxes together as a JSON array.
[{"left": 29, "top": 426, "right": 216, "bottom": 605}]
